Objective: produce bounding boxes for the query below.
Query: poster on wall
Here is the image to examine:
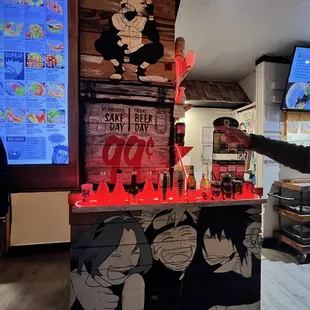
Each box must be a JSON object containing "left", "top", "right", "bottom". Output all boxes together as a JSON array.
[
  {"left": 0, "top": 0, "right": 69, "bottom": 164},
  {"left": 84, "top": 103, "right": 172, "bottom": 184},
  {"left": 79, "top": 0, "right": 175, "bottom": 85}
]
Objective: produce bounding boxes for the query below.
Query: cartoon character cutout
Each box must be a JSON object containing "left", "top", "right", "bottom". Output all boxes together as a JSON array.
[
  {"left": 52, "top": 144, "right": 68, "bottom": 164},
  {"left": 71, "top": 213, "right": 152, "bottom": 310},
  {"left": 94, "top": 0, "right": 164, "bottom": 83}
]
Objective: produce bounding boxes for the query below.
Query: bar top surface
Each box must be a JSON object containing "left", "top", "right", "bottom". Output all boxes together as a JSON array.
[{"left": 71, "top": 198, "right": 267, "bottom": 214}]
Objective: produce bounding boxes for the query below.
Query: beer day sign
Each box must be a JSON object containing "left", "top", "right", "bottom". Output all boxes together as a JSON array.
[{"left": 84, "top": 103, "right": 172, "bottom": 184}]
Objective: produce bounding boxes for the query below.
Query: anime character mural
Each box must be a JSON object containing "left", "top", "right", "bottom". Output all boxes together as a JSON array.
[
  {"left": 94, "top": 0, "right": 164, "bottom": 83},
  {"left": 138, "top": 207, "right": 198, "bottom": 310},
  {"left": 180, "top": 206, "right": 261, "bottom": 310},
  {"left": 70, "top": 213, "right": 153, "bottom": 310}
]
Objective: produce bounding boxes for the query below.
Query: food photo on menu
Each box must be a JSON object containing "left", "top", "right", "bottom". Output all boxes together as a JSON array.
[
  {"left": 5, "top": 81, "right": 25, "bottom": 96},
  {"left": 26, "top": 109, "right": 46, "bottom": 124},
  {"left": 46, "top": 18, "right": 63, "bottom": 34},
  {"left": 46, "top": 54, "right": 64, "bottom": 69},
  {"left": 47, "top": 109, "right": 65, "bottom": 124},
  {"left": 46, "top": 82, "right": 65, "bottom": 98},
  {"left": 26, "top": 82, "right": 46, "bottom": 97},
  {"left": 3, "top": 22, "right": 24, "bottom": 37},
  {"left": 25, "top": 24, "right": 44, "bottom": 39},
  {"left": 47, "top": 39, "right": 64, "bottom": 53},
  {"left": 26, "top": 52, "right": 45, "bottom": 68},
  {"left": 5, "top": 108, "right": 25, "bottom": 124}
]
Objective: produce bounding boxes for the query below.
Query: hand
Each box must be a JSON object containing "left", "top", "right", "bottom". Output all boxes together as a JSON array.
[
  {"left": 71, "top": 273, "right": 119, "bottom": 310},
  {"left": 145, "top": 1, "right": 154, "bottom": 15},
  {"left": 215, "top": 126, "right": 252, "bottom": 147}
]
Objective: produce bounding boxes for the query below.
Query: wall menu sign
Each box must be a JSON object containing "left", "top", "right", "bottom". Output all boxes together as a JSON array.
[
  {"left": 84, "top": 103, "right": 172, "bottom": 184},
  {"left": 0, "top": 0, "right": 69, "bottom": 165}
]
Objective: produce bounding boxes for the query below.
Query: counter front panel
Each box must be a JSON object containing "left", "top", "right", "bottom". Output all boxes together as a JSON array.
[{"left": 70, "top": 204, "right": 261, "bottom": 310}]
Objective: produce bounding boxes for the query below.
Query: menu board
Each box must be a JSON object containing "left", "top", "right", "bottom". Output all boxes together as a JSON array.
[{"left": 0, "top": 0, "right": 68, "bottom": 164}]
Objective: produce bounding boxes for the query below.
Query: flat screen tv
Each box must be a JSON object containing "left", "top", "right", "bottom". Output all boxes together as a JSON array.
[{"left": 282, "top": 47, "right": 310, "bottom": 111}]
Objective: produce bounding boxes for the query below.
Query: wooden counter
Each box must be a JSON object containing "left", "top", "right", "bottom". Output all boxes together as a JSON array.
[{"left": 70, "top": 198, "right": 264, "bottom": 310}]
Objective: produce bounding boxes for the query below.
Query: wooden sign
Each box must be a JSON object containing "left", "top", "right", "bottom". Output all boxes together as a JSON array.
[
  {"left": 84, "top": 103, "right": 172, "bottom": 184},
  {"left": 79, "top": 0, "right": 175, "bottom": 86}
]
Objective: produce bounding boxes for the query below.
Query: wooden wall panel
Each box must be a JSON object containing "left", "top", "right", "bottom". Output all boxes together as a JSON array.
[
  {"left": 83, "top": 103, "right": 172, "bottom": 184},
  {"left": 70, "top": 206, "right": 262, "bottom": 310},
  {"left": 79, "top": 0, "right": 175, "bottom": 85}
]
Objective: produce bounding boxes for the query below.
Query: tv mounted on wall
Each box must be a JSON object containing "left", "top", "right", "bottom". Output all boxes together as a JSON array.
[{"left": 282, "top": 47, "right": 310, "bottom": 112}]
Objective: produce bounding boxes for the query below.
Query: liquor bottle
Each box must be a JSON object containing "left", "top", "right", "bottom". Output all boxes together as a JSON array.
[
  {"left": 112, "top": 169, "right": 126, "bottom": 204},
  {"left": 142, "top": 171, "right": 155, "bottom": 203},
  {"left": 222, "top": 173, "right": 233, "bottom": 200},
  {"left": 175, "top": 118, "right": 186, "bottom": 146},
  {"left": 187, "top": 165, "right": 196, "bottom": 202},
  {"left": 200, "top": 164, "right": 211, "bottom": 200},
  {"left": 162, "top": 172, "right": 168, "bottom": 202},
  {"left": 128, "top": 171, "right": 139, "bottom": 204},
  {"left": 174, "top": 169, "right": 185, "bottom": 201},
  {"left": 96, "top": 171, "right": 110, "bottom": 203}
]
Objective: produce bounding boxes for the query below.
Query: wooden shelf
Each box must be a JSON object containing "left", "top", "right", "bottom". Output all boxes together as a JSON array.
[
  {"left": 273, "top": 206, "right": 310, "bottom": 223},
  {"left": 273, "top": 230, "right": 310, "bottom": 254},
  {"left": 274, "top": 180, "right": 310, "bottom": 192}
]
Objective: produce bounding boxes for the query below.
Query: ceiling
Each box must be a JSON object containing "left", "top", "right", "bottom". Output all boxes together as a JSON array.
[{"left": 176, "top": 0, "right": 310, "bottom": 81}]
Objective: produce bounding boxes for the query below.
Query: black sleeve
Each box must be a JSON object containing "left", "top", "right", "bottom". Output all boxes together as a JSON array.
[
  {"left": 249, "top": 134, "right": 310, "bottom": 173},
  {"left": 100, "top": 19, "right": 121, "bottom": 44},
  {"left": 142, "top": 20, "right": 160, "bottom": 43}
]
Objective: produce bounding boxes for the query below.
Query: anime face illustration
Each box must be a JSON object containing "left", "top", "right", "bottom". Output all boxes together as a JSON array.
[
  {"left": 197, "top": 207, "right": 250, "bottom": 276},
  {"left": 152, "top": 225, "right": 197, "bottom": 272},
  {"left": 87, "top": 228, "right": 141, "bottom": 287},
  {"left": 143, "top": 208, "right": 197, "bottom": 272},
  {"left": 71, "top": 214, "right": 152, "bottom": 310},
  {"left": 203, "top": 228, "right": 235, "bottom": 266},
  {"left": 52, "top": 144, "right": 68, "bottom": 164},
  {"left": 94, "top": 0, "right": 164, "bottom": 83},
  {"left": 243, "top": 222, "right": 262, "bottom": 260},
  {"left": 120, "top": 0, "right": 147, "bottom": 14}
]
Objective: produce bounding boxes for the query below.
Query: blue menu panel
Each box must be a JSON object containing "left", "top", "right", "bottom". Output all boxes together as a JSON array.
[{"left": 0, "top": 0, "right": 69, "bottom": 164}]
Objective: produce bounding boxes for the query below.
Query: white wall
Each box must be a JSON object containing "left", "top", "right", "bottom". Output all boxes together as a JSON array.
[
  {"left": 255, "top": 61, "right": 290, "bottom": 238},
  {"left": 185, "top": 108, "right": 233, "bottom": 183},
  {"left": 239, "top": 71, "right": 256, "bottom": 102},
  {"left": 11, "top": 192, "right": 70, "bottom": 246}
]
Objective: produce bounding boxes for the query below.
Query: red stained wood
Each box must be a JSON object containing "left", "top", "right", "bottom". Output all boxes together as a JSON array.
[{"left": 84, "top": 103, "right": 172, "bottom": 184}]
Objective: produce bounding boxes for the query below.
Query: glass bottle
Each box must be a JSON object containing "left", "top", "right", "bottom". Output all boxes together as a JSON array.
[
  {"left": 222, "top": 173, "right": 233, "bottom": 200},
  {"left": 112, "top": 169, "right": 126, "bottom": 204},
  {"left": 187, "top": 165, "right": 196, "bottom": 202},
  {"left": 175, "top": 118, "right": 186, "bottom": 146},
  {"left": 128, "top": 171, "right": 139, "bottom": 204},
  {"left": 96, "top": 171, "right": 110, "bottom": 203},
  {"left": 175, "top": 169, "right": 185, "bottom": 202},
  {"left": 200, "top": 164, "right": 211, "bottom": 200}
]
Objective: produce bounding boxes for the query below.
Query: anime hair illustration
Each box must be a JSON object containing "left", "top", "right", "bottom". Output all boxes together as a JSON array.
[
  {"left": 145, "top": 208, "right": 197, "bottom": 244},
  {"left": 71, "top": 212, "right": 152, "bottom": 277},
  {"left": 52, "top": 144, "right": 68, "bottom": 164},
  {"left": 197, "top": 206, "right": 250, "bottom": 264}
]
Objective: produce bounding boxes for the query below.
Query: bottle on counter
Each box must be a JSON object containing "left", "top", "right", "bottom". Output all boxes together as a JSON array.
[
  {"left": 174, "top": 169, "right": 185, "bottom": 202},
  {"left": 141, "top": 171, "right": 155, "bottom": 203},
  {"left": 128, "top": 171, "right": 139, "bottom": 204},
  {"left": 200, "top": 164, "right": 211, "bottom": 200},
  {"left": 175, "top": 118, "right": 186, "bottom": 146},
  {"left": 222, "top": 173, "right": 233, "bottom": 200},
  {"left": 161, "top": 172, "right": 169, "bottom": 203},
  {"left": 187, "top": 165, "right": 196, "bottom": 202},
  {"left": 96, "top": 171, "right": 110, "bottom": 203},
  {"left": 112, "top": 169, "right": 126, "bottom": 204}
]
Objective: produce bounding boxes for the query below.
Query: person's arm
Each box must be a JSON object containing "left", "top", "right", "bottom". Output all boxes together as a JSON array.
[{"left": 249, "top": 134, "right": 310, "bottom": 173}]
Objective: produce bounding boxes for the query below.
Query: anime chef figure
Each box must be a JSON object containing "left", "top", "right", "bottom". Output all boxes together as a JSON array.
[{"left": 95, "top": 0, "right": 164, "bottom": 83}]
